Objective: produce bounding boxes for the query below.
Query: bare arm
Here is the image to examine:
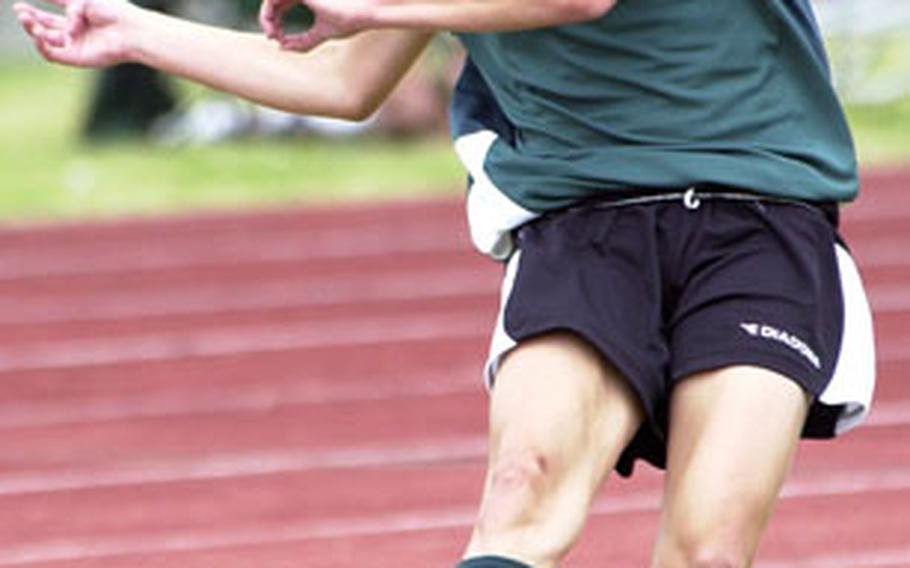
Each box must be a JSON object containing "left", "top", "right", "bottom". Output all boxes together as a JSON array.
[
  {"left": 131, "top": 11, "right": 432, "bottom": 120},
  {"left": 13, "top": 0, "right": 432, "bottom": 120},
  {"left": 368, "top": 0, "right": 618, "bottom": 32},
  {"left": 262, "top": 0, "right": 617, "bottom": 51}
]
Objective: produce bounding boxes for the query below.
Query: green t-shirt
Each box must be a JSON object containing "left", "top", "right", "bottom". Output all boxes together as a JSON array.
[{"left": 452, "top": 0, "right": 858, "bottom": 216}]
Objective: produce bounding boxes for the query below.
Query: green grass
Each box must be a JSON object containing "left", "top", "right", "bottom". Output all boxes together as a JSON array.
[
  {"left": 1, "top": 60, "right": 908, "bottom": 223},
  {"left": 0, "top": 61, "right": 464, "bottom": 224},
  {"left": 845, "top": 96, "right": 910, "bottom": 167},
  {"left": 825, "top": 33, "right": 910, "bottom": 164}
]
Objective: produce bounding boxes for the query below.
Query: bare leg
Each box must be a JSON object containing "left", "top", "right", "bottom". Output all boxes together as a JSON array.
[
  {"left": 464, "top": 332, "right": 643, "bottom": 568},
  {"left": 650, "top": 366, "right": 811, "bottom": 568}
]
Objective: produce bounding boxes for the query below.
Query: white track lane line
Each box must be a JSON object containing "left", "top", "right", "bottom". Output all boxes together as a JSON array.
[
  {"left": 0, "top": 311, "right": 488, "bottom": 373},
  {"left": 854, "top": 243, "right": 910, "bottom": 270},
  {"left": 0, "top": 437, "right": 489, "bottom": 497},
  {"left": 844, "top": 196, "right": 910, "bottom": 222},
  {"left": 0, "top": 277, "right": 902, "bottom": 327},
  {"left": 0, "top": 396, "right": 908, "bottom": 496},
  {"left": 0, "top": 367, "right": 905, "bottom": 432},
  {"left": 871, "top": 284, "right": 910, "bottom": 313},
  {"left": 0, "top": 467, "right": 908, "bottom": 566},
  {"left": 1, "top": 311, "right": 909, "bottom": 373},
  {"left": 0, "top": 223, "right": 465, "bottom": 281},
  {"left": 0, "top": 369, "right": 479, "bottom": 429},
  {"left": 0, "top": 218, "right": 906, "bottom": 281},
  {"left": 865, "top": 399, "right": 910, "bottom": 427},
  {"left": 759, "top": 546, "right": 910, "bottom": 568},
  {"left": 0, "top": 268, "right": 497, "bottom": 325}
]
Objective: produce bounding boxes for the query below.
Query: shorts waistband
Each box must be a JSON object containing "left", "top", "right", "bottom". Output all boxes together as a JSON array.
[{"left": 580, "top": 187, "right": 839, "bottom": 227}]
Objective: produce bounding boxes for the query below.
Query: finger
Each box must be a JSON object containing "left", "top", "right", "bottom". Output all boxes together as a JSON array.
[
  {"left": 260, "top": 0, "right": 296, "bottom": 40},
  {"left": 32, "top": 23, "right": 90, "bottom": 67},
  {"left": 11, "top": 2, "right": 37, "bottom": 13},
  {"left": 14, "top": 10, "right": 40, "bottom": 38},
  {"left": 280, "top": 29, "right": 324, "bottom": 52},
  {"left": 35, "top": 34, "right": 74, "bottom": 65},
  {"left": 37, "top": 9, "right": 68, "bottom": 29},
  {"left": 12, "top": 2, "right": 43, "bottom": 23},
  {"left": 260, "top": 0, "right": 288, "bottom": 39},
  {"left": 270, "top": 0, "right": 299, "bottom": 40},
  {"left": 13, "top": 7, "right": 47, "bottom": 38},
  {"left": 14, "top": 7, "right": 63, "bottom": 53},
  {"left": 33, "top": 33, "right": 56, "bottom": 61},
  {"left": 259, "top": 0, "right": 279, "bottom": 38},
  {"left": 15, "top": 5, "right": 79, "bottom": 66},
  {"left": 29, "top": 22, "right": 62, "bottom": 57},
  {"left": 15, "top": 4, "right": 67, "bottom": 30},
  {"left": 64, "top": 0, "right": 87, "bottom": 41},
  {"left": 36, "top": 24, "right": 68, "bottom": 48}
]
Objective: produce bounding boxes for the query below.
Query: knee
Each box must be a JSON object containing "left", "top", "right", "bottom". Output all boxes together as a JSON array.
[
  {"left": 656, "top": 530, "right": 752, "bottom": 568},
  {"left": 470, "top": 450, "right": 574, "bottom": 564},
  {"left": 683, "top": 549, "right": 747, "bottom": 568},
  {"left": 479, "top": 450, "right": 552, "bottom": 530},
  {"left": 492, "top": 450, "right": 550, "bottom": 489}
]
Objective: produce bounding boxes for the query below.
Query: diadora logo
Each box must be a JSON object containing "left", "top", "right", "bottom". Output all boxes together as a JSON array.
[
  {"left": 739, "top": 322, "right": 821, "bottom": 370},
  {"left": 739, "top": 323, "right": 761, "bottom": 337}
]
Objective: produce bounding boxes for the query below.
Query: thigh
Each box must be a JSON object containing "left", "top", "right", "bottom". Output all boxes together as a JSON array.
[
  {"left": 485, "top": 204, "right": 672, "bottom": 476},
  {"left": 651, "top": 365, "right": 810, "bottom": 567},
  {"left": 489, "top": 331, "right": 644, "bottom": 486},
  {"left": 467, "top": 331, "right": 644, "bottom": 565},
  {"left": 668, "top": 200, "right": 854, "bottom": 439}
]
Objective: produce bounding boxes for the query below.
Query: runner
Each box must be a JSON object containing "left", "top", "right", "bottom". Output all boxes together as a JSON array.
[{"left": 12, "top": 1, "right": 876, "bottom": 567}]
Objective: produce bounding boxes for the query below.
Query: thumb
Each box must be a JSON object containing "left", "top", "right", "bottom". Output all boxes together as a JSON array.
[
  {"left": 260, "top": 0, "right": 298, "bottom": 40},
  {"left": 280, "top": 27, "right": 325, "bottom": 52},
  {"left": 64, "top": 0, "right": 88, "bottom": 41}
]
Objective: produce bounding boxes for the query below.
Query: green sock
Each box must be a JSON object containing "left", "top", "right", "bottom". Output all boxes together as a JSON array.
[{"left": 456, "top": 556, "right": 533, "bottom": 568}]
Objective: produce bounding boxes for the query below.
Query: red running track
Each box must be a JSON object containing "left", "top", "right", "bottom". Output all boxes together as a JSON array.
[{"left": 0, "top": 169, "right": 907, "bottom": 567}]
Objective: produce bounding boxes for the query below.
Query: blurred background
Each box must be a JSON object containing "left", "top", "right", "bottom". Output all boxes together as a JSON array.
[
  {"left": 0, "top": 0, "right": 905, "bottom": 224},
  {"left": 0, "top": 0, "right": 908, "bottom": 225},
  {"left": 0, "top": 0, "right": 467, "bottom": 223}
]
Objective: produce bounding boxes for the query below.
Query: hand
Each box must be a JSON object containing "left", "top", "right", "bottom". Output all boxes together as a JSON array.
[
  {"left": 259, "top": 0, "right": 374, "bottom": 52},
  {"left": 12, "top": 0, "right": 137, "bottom": 68}
]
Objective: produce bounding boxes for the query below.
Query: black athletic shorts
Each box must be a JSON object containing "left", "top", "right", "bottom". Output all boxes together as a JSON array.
[{"left": 485, "top": 190, "right": 876, "bottom": 477}]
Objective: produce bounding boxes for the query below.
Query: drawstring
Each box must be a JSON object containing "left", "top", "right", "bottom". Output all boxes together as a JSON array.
[{"left": 586, "top": 188, "right": 822, "bottom": 215}]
